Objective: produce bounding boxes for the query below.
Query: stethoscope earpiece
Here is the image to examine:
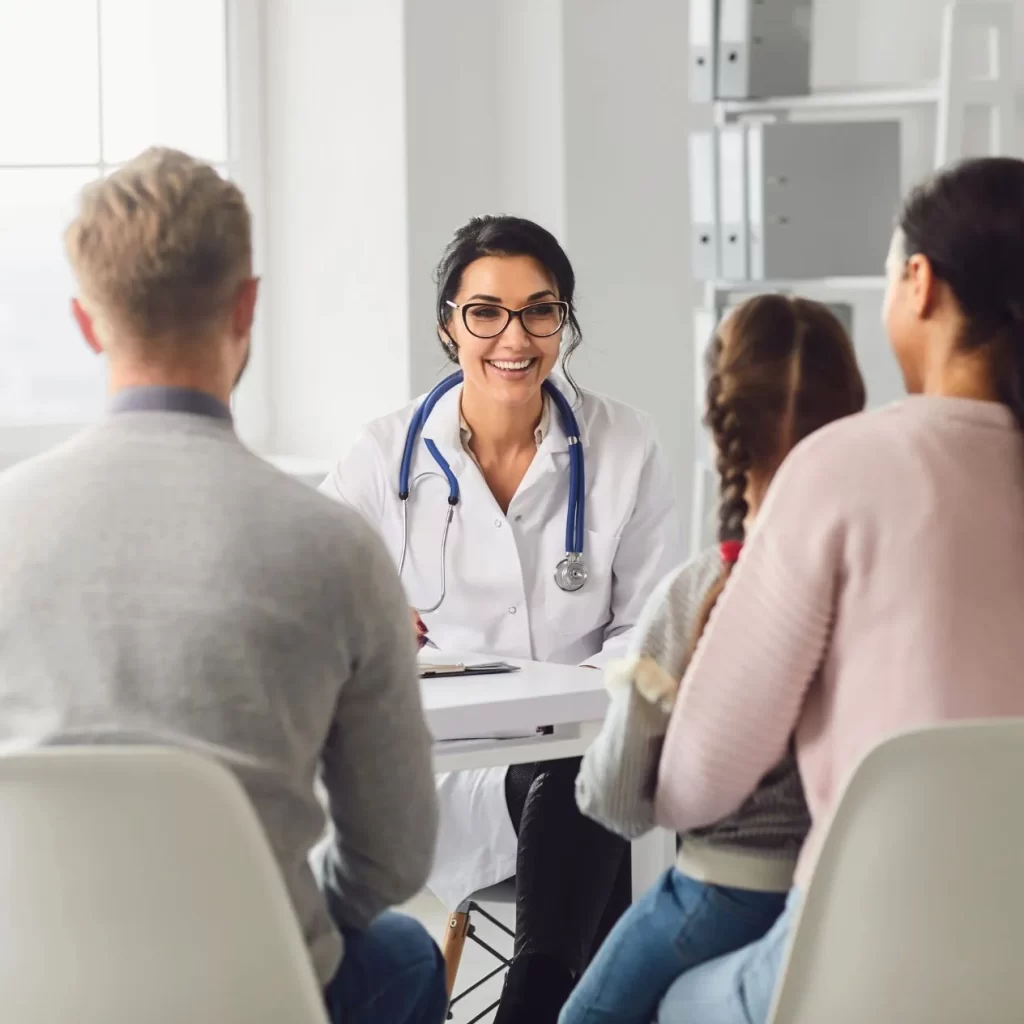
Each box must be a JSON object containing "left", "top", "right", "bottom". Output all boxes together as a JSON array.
[{"left": 397, "top": 370, "right": 587, "bottom": 611}]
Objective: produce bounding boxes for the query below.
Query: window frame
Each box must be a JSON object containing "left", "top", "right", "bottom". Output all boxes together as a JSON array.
[{"left": 0, "top": 0, "right": 270, "bottom": 468}]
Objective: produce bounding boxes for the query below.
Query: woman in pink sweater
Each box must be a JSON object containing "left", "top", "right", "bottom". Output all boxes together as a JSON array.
[{"left": 653, "top": 156, "right": 1024, "bottom": 1023}]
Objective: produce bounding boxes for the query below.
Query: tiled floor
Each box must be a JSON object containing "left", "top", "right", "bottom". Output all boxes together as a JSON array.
[{"left": 404, "top": 890, "right": 514, "bottom": 1023}]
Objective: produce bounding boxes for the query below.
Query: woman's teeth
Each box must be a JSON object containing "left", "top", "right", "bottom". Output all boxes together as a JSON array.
[{"left": 488, "top": 359, "right": 535, "bottom": 370}]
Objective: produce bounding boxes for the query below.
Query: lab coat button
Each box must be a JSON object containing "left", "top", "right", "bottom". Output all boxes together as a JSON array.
[
  {"left": 508, "top": 606, "right": 517, "bottom": 615},
  {"left": 494, "top": 519, "right": 502, "bottom": 527}
]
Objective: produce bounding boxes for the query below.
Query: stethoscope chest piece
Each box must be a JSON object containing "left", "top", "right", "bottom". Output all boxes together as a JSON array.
[{"left": 554, "top": 552, "right": 588, "bottom": 593}]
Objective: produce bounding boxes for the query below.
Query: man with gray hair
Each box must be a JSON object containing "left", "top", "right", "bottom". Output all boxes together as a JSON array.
[{"left": 0, "top": 147, "right": 445, "bottom": 1024}]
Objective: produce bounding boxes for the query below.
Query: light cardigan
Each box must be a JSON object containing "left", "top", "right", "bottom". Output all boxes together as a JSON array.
[
  {"left": 655, "top": 396, "right": 1024, "bottom": 888},
  {"left": 576, "top": 548, "right": 808, "bottom": 891}
]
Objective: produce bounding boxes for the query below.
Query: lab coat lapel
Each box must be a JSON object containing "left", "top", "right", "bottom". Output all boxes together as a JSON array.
[
  {"left": 419, "top": 383, "right": 467, "bottom": 478},
  {"left": 528, "top": 376, "right": 589, "bottom": 484}
]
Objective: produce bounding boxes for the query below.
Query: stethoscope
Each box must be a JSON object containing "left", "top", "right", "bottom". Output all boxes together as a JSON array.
[{"left": 397, "top": 370, "right": 587, "bottom": 613}]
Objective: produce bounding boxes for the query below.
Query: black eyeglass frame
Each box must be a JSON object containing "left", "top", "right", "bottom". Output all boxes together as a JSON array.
[{"left": 445, "top": 299, "right": 569, "bottom": 339}]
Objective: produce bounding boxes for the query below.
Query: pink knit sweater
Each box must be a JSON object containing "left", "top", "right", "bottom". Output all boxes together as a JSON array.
[{"left": 655, "top": 397, "right": 1024, "bottom": 887}]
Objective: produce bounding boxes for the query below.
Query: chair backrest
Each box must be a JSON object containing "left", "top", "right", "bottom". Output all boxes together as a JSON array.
[
  {"left": 769, "top": 719, "right": 1024, "bottom": 1024},
  {"left": 0, "top": 746, "right": 327, "bottom": 1024}
]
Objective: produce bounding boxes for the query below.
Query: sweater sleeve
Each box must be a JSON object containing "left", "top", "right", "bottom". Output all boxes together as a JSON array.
[
  {"left": 575, "top": 551, "right": 721, "bottom": 838},
  {"left": 313, "top": 518, "right": 438, "bottom": 928},
  {"left": 654, "top": 440, "right": 843, "bottom": 834}
]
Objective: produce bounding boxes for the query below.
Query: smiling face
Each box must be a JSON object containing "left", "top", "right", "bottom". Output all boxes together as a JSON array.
[{"left": 443, "top": 253, "right": 563, "bottom": 410}]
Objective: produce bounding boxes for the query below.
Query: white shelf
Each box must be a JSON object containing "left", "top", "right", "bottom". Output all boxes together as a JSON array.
[
  {"left": 717, "top": 83, "right": 941, "bottom": 120},
  {"left": 707, "top": 276, "right": 887, "bottom": 294}
]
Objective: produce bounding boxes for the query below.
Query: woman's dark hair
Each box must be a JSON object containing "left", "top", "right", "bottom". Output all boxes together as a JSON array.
[
  {"left": 692, "top": 294, "right": 866, "bottom": 644},
  {"left": 899, "top": 156, "right": 1024, "bottom": 431},
  {"left": 434, "top": 215, "right": 583, "bottom": 396}
]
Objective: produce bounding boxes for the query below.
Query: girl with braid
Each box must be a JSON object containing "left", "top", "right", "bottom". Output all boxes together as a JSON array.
[
  {"left": 653, "top": 157, "right": 1024, "bottom": 1023},
  {"left": 562, "top": 294, "right": 865, "bottom": 1024}
]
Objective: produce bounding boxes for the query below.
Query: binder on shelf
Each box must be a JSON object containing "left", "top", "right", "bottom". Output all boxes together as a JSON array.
[
  {"left": 718, "top": 127, "right": 749, "bottom": 281},
  {"left": 690, "top": 0, "right": 717, "bottom": 103},
  {"left": 689, "top": 460, "right": 720, "bottom": 557},
  {"left": 716, "top": 0, "right": 813, "bottom": 100},
  {"left": 691, "top": 310, "right": 719, "bottom": 558},
  {"left": 745, "top": 120, "right": 901, "bottom": 280},
  {"left": 689, "top": 131, "right": 719, "bottom": 280},
  {"left": 692, "top": 307, "right": 717, "bottom": 457}
]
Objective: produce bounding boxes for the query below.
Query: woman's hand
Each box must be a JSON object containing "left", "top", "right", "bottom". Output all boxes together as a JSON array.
[{"left": 412, "top": 609, "right": 430, "bottom": 650}]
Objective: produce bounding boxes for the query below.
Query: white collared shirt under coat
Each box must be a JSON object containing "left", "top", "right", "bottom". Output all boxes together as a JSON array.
[{"left": 319, "top": 378, "right": 683, "bottom": 909}]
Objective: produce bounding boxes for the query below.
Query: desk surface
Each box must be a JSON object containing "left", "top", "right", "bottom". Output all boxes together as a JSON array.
[
  {"left": 422, "top": 654, "right": 675, "bottom": 898},
  {"left": 420, "top": 654, "right": 608, "bottom": 742}
]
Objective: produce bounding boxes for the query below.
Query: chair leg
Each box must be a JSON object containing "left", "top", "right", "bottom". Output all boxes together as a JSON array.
[{"left": 441, "top": 910, "right": 471, "bottom": 996}]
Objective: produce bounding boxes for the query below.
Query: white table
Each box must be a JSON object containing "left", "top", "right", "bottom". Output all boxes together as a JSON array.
[{"left": 422, "top": 654, "right": 675, "bottom": 898}]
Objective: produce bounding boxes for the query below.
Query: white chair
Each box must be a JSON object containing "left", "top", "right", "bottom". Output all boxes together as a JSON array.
[
  {"left": 769, "top": 719, "right": 1024, "bottom": 1024},
  {"left": 0, "top": 746, "right": 328, "bottom": 1024}
]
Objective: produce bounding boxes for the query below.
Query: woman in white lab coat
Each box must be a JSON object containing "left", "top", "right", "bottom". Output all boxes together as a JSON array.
[{"left": 321, "top": 215, "right": 683, "bottom": 1023}]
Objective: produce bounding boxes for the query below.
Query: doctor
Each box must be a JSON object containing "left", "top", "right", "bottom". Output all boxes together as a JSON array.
[{"left": 321, "top": 215, "right": 682, "bottom": 1022}]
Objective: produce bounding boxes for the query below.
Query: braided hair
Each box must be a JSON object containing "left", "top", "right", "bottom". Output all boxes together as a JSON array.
[
  {"left": 690, "top": 294, "right": 866, "bottom": 645},
  {"left": 898, "top": 157, "right": 1024, "bottom": 433},
  {"left": 705, "top": 333, "right": 751, "bottom": 546}
]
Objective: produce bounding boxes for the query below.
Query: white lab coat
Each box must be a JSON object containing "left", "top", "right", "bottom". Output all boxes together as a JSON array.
[{"left": 319, "top": 378, "right": 683, "bottom": 909}]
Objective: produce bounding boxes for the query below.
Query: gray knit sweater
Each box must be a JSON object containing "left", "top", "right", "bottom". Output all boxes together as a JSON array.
[
  {"left": 0, "top": 409, "right": 439, "bottom": 983},
  {"left": 576, "top": 548, "right": 809, "bottom": 891}
]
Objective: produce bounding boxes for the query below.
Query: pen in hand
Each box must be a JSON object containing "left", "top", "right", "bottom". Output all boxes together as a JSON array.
[{"left": 413, "top": 610, "right": 439, "bottom": 650}]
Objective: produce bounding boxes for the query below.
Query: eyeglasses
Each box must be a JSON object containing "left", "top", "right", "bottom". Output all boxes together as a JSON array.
[{"left": 446, "top": 299, "right": 569, "bottom": 339}]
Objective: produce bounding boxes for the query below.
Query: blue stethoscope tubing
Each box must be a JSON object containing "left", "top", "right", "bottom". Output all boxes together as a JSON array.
[{"left": 397, "top": 370, "right": 587, "bottom": 613}]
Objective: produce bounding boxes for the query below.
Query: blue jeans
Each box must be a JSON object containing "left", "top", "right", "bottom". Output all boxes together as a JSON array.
[
  {"left": 656, "top": 890, "right": 800, "bottom": 1023},
  {"left": 559, "top": 869, "right": 787, "bottom": 1024},
  {"left": 323, "top": 911, "right": 448, "bottom": 1024}
]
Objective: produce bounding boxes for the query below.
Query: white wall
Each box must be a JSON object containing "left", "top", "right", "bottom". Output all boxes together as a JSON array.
[
  {"left": 561, "top": 0, "right": 693, "bottom": 518},
  {"left": 403, "top": 0, "right": 568, "bottom": 399},
  {"left": 262, "top": 0, "right": 410, "bottom": 461},
  {"left": 261, "top": 0, "right": 695, "bottom": 526},
  {"left": 258, "top": 0, "right": 1023, "bottom": 518},
  {"left": 406, "top": 0, "right": 693, "bottom": 521},
  {"left": 403, "top": 1, "right": 501, "bottom": 398}
]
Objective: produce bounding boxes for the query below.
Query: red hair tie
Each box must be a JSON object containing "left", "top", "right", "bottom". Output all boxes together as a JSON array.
[{"left": 719, "top": 540, "right": 743, "bottom": 564}]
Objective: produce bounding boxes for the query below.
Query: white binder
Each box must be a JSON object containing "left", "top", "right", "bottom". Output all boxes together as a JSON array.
[
  {"left": 745, "top": 123, "right": 767, "bottom": 279},
  {"left": 690, "top": 306, "right": 719, "bottom": 557},
  {"left": 689, "top": 131, "right": 719, "bottom": 280},
  {"left": 690, "top": 0, "right": 717, "bottom": 103},
  {"left": 745, "top": 120, "right": 901, "bottom": 280},
  {"left": 716, "top": 0, "right": 813, "bottom": 100},
  {"left": 693, "top": 306, "right": 718, "bottom": 428},
  {"left": 718, "top": 126, "right": 749, "bottom": 281}
]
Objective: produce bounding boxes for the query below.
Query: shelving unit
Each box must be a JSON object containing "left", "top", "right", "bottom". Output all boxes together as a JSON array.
[
  {"left": 703, "top": 0, "right": 1015, "bottom": 311},
  {"left": 689, "top": 0, "right": 1016, "bottom": 555},
  {"left": 715, "top": 84, "right": 941, "bottom": 117}
]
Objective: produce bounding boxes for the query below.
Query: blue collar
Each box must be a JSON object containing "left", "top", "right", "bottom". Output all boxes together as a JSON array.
[{"left": 108, "top": 387, "right": 233, "bottom": 423}]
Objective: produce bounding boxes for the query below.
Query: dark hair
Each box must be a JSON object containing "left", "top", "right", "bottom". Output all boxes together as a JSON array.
[
  {"left": 899, "top": 156, "right": 1024, "bottom": 431},
  {"left": 434, "top": 215, "right": 583, "bottom": 396},
  {"left": 692, "top": 294, "right": 866, "bottom": 643}
]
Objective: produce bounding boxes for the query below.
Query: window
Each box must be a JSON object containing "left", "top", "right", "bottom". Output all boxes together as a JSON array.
[{"left": 0, "top": 0, "right": 233, "bottom": 431}]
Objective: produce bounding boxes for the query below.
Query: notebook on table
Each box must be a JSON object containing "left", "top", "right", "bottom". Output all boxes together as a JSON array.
[{"left": 417, "top": 660, "right": 521, "bottom": 679}]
